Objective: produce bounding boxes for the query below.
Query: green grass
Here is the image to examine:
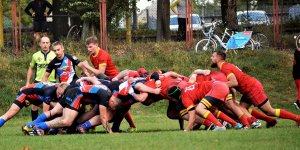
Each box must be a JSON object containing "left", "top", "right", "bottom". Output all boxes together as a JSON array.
[
  {"left": 1, "top": 42, "right": 300, "bottom": 149},
  {"left": 0, "top": 113, "right": 300, "bottom": 150}
]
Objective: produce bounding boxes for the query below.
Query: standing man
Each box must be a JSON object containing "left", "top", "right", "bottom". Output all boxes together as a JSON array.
[
  {"left": 171, "top": 0, "right": 186, "bottom": 41},
  {"left": 26, "top": 36, "right": 56, "bottom": 120},
  {"left": 42, "top": 41, "right": 90, "bottom": 84},
  {"left": 25, "top": 0, "right": 53, "bottom": 47},
  {"left": 293, "top": 48, "right": 300, "bottom": 110}
]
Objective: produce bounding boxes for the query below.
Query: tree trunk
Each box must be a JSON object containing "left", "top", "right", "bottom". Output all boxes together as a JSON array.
[
  {"left": 156, "top": 0, "right": 170, "bottom": 41},
  {"left": 132, "top": 0, "right": 138, "bottom": 31},
  {"left": 221, "top": 0, "right": 237, "bottom": 30},
  {"left": 0, "top": 0, "right": 3, "bottom": 48},
  {"left": 126, "top": 15, "right": 132, "bottom": 45}
]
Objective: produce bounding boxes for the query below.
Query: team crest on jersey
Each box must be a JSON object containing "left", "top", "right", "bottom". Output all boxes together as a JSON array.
[
  {"left": 58, "top": 66, "right": 69, "bottom": 70},
  {"left": 37, "top": 57, "right": 42, "bottom": 62}
]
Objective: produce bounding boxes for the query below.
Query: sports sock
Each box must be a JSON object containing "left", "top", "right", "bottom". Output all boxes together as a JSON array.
[
  {"left": 215, "top": 110, "right": 237, "bottom": 126},
  {"left": 276, "top": 109, "right": 298, "bottom": 121},
  {"left": 203, "top": 110, "right": 223, "bottom": 127},
  {"left": 203, "top": 118, "right": 213, "bottom": 127},
  {"left": 239, "top": 114, "right": 250, "bottom": 128},
  {"left": 125, "top": 112, "right": 136, "bottom": 128},
  {"left": 36, "top": 122, "right": 48, "bottom": 130},
  {"left": 249, "top": 108, "right": 275, "bottom": 122},
  {"left": 0, "top": 118, "right": 6, "bottom": 127},
  {"left": 27, "top": 113, "right": 48, "bottom": 127},
  {"left": 31, "top": 110, "right": 38, "bottom": 121},
  {"left": 81, "top": 121, "right": 92, "bottom": 130}
]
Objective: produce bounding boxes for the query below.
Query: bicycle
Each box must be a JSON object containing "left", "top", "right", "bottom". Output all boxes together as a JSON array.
[
  {"left": 195, "top": 21, "right": 255, "bottom": 53},
  {"left": 66, "top": 25, "right": 82, "bottom": 40}
]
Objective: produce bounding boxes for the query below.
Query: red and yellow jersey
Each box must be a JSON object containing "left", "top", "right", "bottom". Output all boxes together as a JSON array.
[
  {"left": 181, "top": 81, "right": 212, "bottom": 110},
  {"left": 90, "top": 47, "right": 120, "bottom": 78},
  {"left": 220, "top": 62, "right": 256, "bottom": 93}
]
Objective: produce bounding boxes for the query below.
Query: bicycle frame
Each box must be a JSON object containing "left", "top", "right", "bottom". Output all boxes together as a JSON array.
[{"left": 199, "top": 22, "right": 252, "bottom": 53}]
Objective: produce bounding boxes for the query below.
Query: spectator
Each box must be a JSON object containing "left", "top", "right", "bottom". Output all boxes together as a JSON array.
[
  {"left": 25, "top": 0, "right": 53, "bottom": 47},
  {"left": 171, "top": 0, "right": 186, "bottom": 41}
]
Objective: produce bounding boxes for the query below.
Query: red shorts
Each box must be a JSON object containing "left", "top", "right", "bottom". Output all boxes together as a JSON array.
[
  {"left": 241, "top": 80, "right": 267, "bottom": 107},
  {"left": 205, "top": 81, "right": 229, "bottom": 101}
]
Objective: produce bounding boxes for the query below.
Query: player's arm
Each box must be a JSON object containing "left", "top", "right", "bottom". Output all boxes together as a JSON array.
[
  {"left": 131, "top": 92, "right": 149, "bottom": 102},
  {"left": 185, "top": 109, "right": 196, "bottom": 132},
  {"left": 134, "top": 82, "right": 161, "bottom": 95},
  {"left": 42, "top": 72, "right": 51, "bottom": 82},
  {"left": 76, "top": 76, "right": 101, "bottom": 85},
  {"left": 81, "top": 60, "right": 105, "bottom": 75},
  {"left": 77, "top": 62, "right": 91, "bottom": 77},
  {"left": 192, "top": 69, "right": 211, "bottom": 75},
  {"left": 226, "top": 73, "right": 238, "bottom": 87},
  {"left": 170, "top": 0, "right": 180, "bottom": 14},
  {"left": 112, "top": 69, "right": 131, "bottom": 81},
  {"left": 164, "top": 71, "right": 180, "bottom": 78},
  {"left": 26, "top": 66, "right": 35, "bottom": 86},
  {"left": 99, "top": 105, "right": 113, "bottom": 134}
]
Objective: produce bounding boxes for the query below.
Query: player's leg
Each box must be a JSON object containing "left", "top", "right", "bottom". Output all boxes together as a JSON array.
[
  {"left": 294, "top": 79, "right": 300, "bottom": 110},
  {"left": 224, "top": 96, "right": 251, "bottom": 128},
  {"left": 259, "top": 100, "right": 300, "bottom": 126},
  {"left": 0, "top": 104, "right": 22, "bottom": 127},
  {"left": 31, "top": 105, "right": 39, "bottom": 121},
  {"left": 195, "top": 102, "right": 224, "bottom": 129},
  {"left": 26, "top": 102, "right": 64, "bottom": 127}
]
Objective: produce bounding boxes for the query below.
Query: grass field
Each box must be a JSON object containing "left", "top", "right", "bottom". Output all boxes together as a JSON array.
[
  {"left": 1, "top": 42, "right": 300, "bottom": 149},
  {"left": 0, "top": 110, "right": 300, "bottom": 150}
]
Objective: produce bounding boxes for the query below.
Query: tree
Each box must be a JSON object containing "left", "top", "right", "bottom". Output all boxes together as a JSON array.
[
  {"left": 221, "top": 0, "right": 238, "bottom": 29},
  {"left": 156, "top": 0, "right": 170, "bottom": 41}
]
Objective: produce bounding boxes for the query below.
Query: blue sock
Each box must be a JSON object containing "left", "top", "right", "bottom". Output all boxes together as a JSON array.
[
  {"left": 36, "top": 122, "right": 48, "bottom": 130},
  {"left": 81, "top": 121, "right": 92, "bottom": 130},
  {"left": 0, "top": 118, "right": 6, "bottom": 127},
  {"left": 27, "top": 113, "right": 47, "bottom": 127}
]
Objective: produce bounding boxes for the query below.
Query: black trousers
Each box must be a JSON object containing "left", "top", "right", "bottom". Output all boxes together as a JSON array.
[{"left": 177, "top": 18, "right": 186, "bottom": 41}]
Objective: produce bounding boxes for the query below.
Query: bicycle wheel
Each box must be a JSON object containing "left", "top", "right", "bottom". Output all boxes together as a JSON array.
[
  {"left": 252, "top": 33, "right": 269, "bottom": 49},
  {"left": 67, "top": 25, "right": 81, "bottom": 40},
  {"left": 244, "top": 39, "right": 255, "bottom": 50},
  {"left": 195, "top": 39, "right": 217, "bottom": 52},
  {"left": 296, "top": 35, "right": 300, "bottom": 49}
]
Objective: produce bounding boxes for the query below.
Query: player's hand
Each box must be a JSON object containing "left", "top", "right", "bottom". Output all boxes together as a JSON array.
[
  {"left": 203, "top": 70, "right": 211, "bottom": 76},
  {"left": 81, "top": 60, "right": 89, "bottom": 67},
  {"left": 32, "top": 12, "right": 35, "bottom": 17},
  {"left": 153, "top": 88, "right": 161, "bottom": 95}
]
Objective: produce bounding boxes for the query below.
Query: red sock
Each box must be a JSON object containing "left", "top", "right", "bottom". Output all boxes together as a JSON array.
[
  {"left": 215, "top": 111, "right": 237, "bottom": 126},
  {"left": 204, "top": 111, "right": 222, "bottom": 127},
  {"left": 277, "top": 109, "right": 298, "bottom": 121},
  {"left": 239, "top": 114, "right": 250, "bottom": 128},
  {"left": 250, "top": 109, "right": 275, "bottom": 122},
  {"left": 203, "top": 118, "right": 213, "bottom": 127},
  {"left": 124, "top": 112, "right": 136, "bottom": 128}
]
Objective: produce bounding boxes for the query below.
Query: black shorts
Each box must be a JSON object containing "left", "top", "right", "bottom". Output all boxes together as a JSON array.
[
  {"left": 13, "top": 98, "right": 43, "bottom": 109},
  {"left": 33, "top": 20, "right": 48, "bottom": 32},
  {"left": 201, "top": 96, "right": 224, "bottom": 109}
]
